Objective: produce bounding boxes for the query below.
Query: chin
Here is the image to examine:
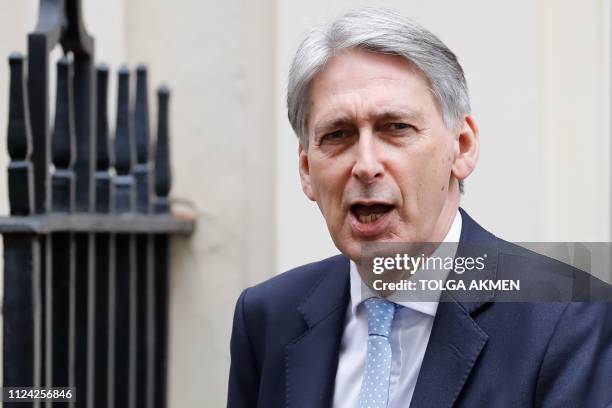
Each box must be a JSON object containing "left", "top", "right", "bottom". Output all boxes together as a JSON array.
[{"left": 334, "top": 240, "right": 361, "bottom": 263}]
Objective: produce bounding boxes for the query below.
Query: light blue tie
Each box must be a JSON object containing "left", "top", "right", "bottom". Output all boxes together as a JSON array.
[{"left": 358, "top": 297, "right": 397, "bottom": 408}]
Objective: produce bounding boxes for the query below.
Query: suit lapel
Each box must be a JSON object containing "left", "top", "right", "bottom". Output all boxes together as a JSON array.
[
  {"left": 410, "top": 209, "right": 499, "bottom": 407},
  {"left": 285, "top": 256, "right": 350, "bottom": 408},
  {"left": 409, "top": 299, "right": 489, "bottom": 408}
]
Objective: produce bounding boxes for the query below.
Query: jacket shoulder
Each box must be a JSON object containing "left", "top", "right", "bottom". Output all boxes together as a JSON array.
[
  {"left": 495, "top": 239, "right": 612, "bottom": 301},
  {"left": 242, "top": 254, "right": 349, "bottom": 309},
  {"left": 459, "top": 208, "right": 612, "bottom": 300}
]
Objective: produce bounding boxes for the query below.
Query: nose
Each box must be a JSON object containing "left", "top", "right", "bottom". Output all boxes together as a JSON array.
[{"left": 351, "top": 132, "right": 384, "bottom": 184}]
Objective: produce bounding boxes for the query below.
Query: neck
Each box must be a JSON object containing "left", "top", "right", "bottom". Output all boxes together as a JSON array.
[{"left": 430, "top": 181, "right": 460, "bottom": 243}]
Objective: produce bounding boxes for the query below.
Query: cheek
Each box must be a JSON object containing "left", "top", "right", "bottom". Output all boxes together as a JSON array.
[
  {"left": 421, "top": 145, "right": 454, "bottom": 207},
  {"left": 309, "top": 162, "right": 345, "bottom": 211},
  {"left": 422, "top": 145, "right": 451, "bottom": 191},
  {"left": 395, "top": 143, "right": 451, "bottom": 211},
  {"left": 421, "top": 133, "right": 453, "bottom": 172}
]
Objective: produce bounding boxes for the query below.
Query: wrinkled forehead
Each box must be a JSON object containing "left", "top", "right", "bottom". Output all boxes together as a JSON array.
[{"left": 306, "top": 48, "right": 440, "bottom": 129}]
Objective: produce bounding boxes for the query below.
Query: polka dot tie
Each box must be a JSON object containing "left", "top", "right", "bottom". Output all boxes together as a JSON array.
[{"left": 358, "top": 297, "right": 397, "bottom": 408}]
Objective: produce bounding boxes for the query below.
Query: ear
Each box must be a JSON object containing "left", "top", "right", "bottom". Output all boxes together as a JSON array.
[
  {"left": 451, "top": 115, "right": 480, "bottom": 182},
  {"left": 298, "top": 143, "right": 316, "bottom": 201}
]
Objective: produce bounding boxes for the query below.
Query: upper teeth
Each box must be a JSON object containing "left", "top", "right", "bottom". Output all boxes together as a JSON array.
[{"left": 358, "top": 213, "right": 383, "bottom": 224}]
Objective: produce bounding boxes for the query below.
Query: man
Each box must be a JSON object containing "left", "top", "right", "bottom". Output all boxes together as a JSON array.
[{"left": 228, "top": 7, "right": 612, "bottom": 408}]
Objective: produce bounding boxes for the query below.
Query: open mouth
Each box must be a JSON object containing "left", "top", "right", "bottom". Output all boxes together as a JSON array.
[{"left": 350, "top": 203, "right": 395, "bottom": 224}]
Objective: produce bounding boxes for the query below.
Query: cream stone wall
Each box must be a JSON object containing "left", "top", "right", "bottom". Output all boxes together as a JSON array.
[
  {"left": 538, "top": 0, "right": 611, "bottom": 241},
  {"left": 0, "top": 0, "right": 609, "bottom": 406}
]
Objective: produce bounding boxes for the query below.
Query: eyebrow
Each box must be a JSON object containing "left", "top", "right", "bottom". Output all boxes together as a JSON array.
[
  {"left": 374, "top": 109, "right": 425, "bottom": 124},
  {"left": 313, "top": 109, "right": 425, "bottom": 135},
  {"left": 313, "top": 115, "right": 354, "bottom": 135}
]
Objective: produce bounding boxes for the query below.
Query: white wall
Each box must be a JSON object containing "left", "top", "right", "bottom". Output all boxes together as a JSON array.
[
  {"left": 275, "top": 0, "right": 611, "bottom": 274},
  {"left": 538, "top": 0, "right": 610, "bottom": 241}
]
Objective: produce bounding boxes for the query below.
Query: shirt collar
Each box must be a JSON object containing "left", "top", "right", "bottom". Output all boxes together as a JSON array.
[{"left": 349, "top": 209, "right": 462, "bottom": 317}]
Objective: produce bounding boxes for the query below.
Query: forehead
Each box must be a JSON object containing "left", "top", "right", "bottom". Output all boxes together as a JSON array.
[{"left": 308, "top": 48, "right": 438, "bottom": 127}]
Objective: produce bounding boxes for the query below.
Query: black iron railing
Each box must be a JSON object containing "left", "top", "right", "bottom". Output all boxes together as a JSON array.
[{"left": 2, "top": 1, "right": 195, "bottom": 407}]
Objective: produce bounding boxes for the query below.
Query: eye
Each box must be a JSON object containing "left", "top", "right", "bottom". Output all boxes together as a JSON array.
[
  {"left": 321, "top": 129, "right": 350, "bottom": 143},
  {"left": 386, "top": 122, "right": 413, "bottom": 132}
]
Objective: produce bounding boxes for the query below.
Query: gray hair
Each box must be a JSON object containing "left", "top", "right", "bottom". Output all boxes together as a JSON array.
[{"left": 287, "top": 7, "right": 471, "bottom": 148}]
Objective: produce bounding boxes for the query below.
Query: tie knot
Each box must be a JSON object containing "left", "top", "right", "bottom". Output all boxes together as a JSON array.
[{"left": 363, "top": 297, "right": 396, "bottom": 338}]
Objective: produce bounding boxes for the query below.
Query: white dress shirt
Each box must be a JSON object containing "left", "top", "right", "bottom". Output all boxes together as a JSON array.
[{"left": 332, "top": 211, "right": 462, "bottom": 408}]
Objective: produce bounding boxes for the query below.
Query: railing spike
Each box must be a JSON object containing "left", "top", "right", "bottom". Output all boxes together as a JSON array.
[
  {"left": 52, "top": 56, "right": 76, "bottom": 170},
  {"left": 7, "top": 52, "right": 32, "bottom": 161},
  {"left": 7, "top": 52, "right": 35, "bottom": 216},
  {"left": 135, "top": 65, "right": 149, "bottom": 165},
  {"left": 154, "top": 85, "right": 171, "bottom": 212},
  {"left": 114, "top": 65, "right": 133, "bottom": 175},
  {"left": 96, "top": 63, "right": 110, "bottom": 170}
]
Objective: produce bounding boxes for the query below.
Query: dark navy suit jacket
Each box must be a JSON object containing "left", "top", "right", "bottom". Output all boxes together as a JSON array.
[{"left": 228, "top": 209, "right": 612, "bottom": 407}]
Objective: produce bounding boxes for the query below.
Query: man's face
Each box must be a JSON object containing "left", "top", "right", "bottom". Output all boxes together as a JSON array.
[{"left": 299, "top": 48, "right": 478, "bottom": 262}]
